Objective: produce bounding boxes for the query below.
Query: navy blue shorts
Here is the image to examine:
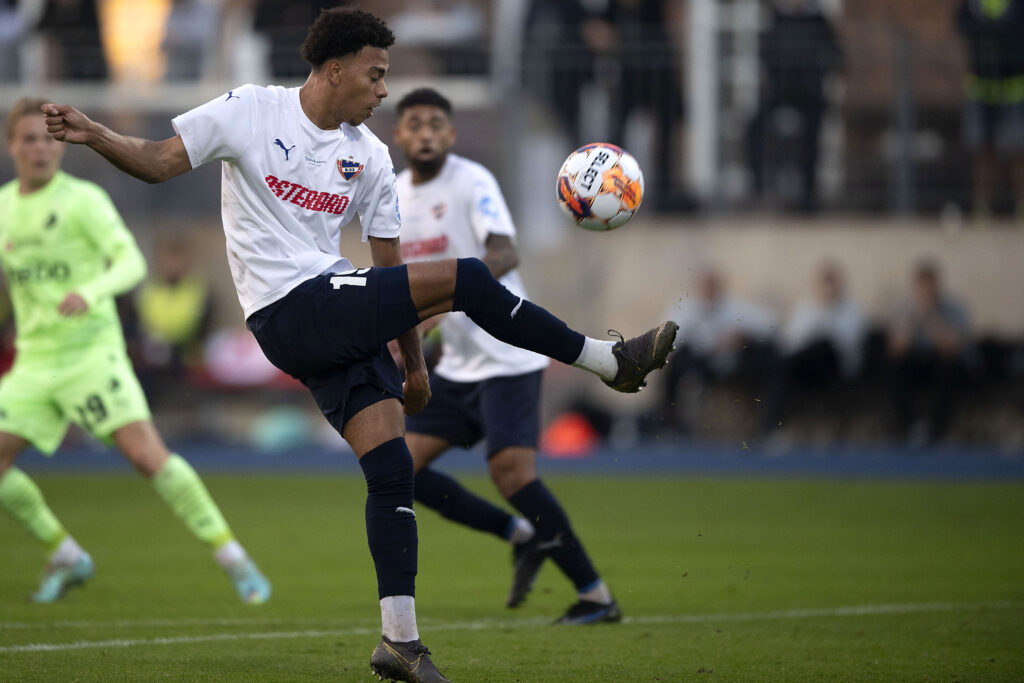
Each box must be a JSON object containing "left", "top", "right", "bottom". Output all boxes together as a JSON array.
[
  {"left": 405, "top": 370, "right": 543, "bottom": 457},
  {"left": 246, "top": 266, "right": 420, "bottom": 433}
]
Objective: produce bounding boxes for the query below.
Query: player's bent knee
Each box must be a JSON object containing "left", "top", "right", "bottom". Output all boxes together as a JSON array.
[
  {"left": 113, "top": 421, "right": 170, "bottom": 478},
  {"left": 0, "top": 432, "right": 27, "bottom": 474},
  {"left": 489, "top": 447, "right": 537, "bottom": 499}
]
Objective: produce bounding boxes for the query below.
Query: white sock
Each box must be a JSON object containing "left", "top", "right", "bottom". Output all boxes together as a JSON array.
[
  {"left": 509, "top": 518, "right": 535, "bottom": 545},
  {"left": 214, "top": 539, "right": 246, "bottom": 570},
  {"left": 572, "top": 337, "right": 618, "bottom": 381},
  {"left": 380, "top": 595, "right": 419, "bottom": 642},
  {"left": 49, "top": 536, "right": 84, "bottom": 567},
  {"left": 578, "top": 580, "right": 613, "bottom": 605}
]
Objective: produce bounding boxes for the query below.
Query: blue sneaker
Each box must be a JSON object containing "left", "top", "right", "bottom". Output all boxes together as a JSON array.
[
  {"left": 227, "top": 557, "right": 271, "bottom": 604},
  {"left": 32, "top": 552, "right": 95, "bottom": 603},
  {"left": 553, "top": 599, "right": 622, "bottom": 625}
]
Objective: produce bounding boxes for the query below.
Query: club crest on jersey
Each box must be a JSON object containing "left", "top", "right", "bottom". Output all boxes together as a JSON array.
[
  {"left": 431, "top": 202, "right": 447, "bottom": 220},
  {"left": 337, "top": 157, "right": 364, "bottom": 181}
]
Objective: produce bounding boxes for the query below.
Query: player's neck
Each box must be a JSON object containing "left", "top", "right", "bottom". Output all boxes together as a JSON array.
[
  {"left": 298, "top": 77, "right": 339, "bottom": 131},
  {"left": 18, "top": 172, "right": 58, "bottom": 196}
]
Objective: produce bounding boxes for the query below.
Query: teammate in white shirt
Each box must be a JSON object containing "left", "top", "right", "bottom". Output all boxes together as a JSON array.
[
  {"left": 41, "top": 8, "right": 676, "bottom": 680},
  {"left": 394, "top": 88, "right": 621, "bottom": 625}
]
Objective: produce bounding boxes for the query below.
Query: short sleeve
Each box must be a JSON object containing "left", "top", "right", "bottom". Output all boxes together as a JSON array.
[
  {"left": 468, "top": 169, "right": 515, "bottom": 244},
  {"left": 357, "top": 148, "right": 402, "bottom": 241},
  {"left": 171, "top": 85, "right": 255, "bottom": 167}
]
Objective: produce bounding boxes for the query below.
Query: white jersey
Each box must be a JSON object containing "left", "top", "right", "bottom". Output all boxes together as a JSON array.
[
  {"left": 396, "top": 154, "right": 548, "bottom": 383},
  {"left": 173, "top": 84, "right": 401, "bottom": 318}
]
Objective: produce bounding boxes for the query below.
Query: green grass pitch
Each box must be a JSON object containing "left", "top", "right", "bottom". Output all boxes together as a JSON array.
[{"left": 1, "top": 472, "right": 1022, "bottom": 681}]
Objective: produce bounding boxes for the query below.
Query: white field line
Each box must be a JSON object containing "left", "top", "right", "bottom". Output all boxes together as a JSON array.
[{"left": 0, "top": 600, "right": 1019, "bottom": 654}]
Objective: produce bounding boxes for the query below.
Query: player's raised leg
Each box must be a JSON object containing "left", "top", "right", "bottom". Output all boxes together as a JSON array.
[
  {"left": 343, "top": 400, "right": 449, "bottom": 683},
  {"left": 0, "top": 432, "right": 94, "bottom": 602},
  {"left": 113, "top": 420, "right": 271, "bottom": 604},
  {"left": 406, "top": 258, "right": 678, "bottom": 393}
]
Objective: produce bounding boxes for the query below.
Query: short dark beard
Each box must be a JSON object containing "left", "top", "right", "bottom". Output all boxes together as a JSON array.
[{"left": 410, "top": 153, "right": 447, "bottom": 181}]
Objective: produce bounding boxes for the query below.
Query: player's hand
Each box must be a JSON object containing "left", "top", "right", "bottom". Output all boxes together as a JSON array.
[
  {"left": 58, "top": 292, "right": 89, "bottom": 316},
  {"left": 41, "top": 103, "right": 94, "bottom": 145},
  {"left": 402, "top": 367, "right": 430, "bottom": 416}
]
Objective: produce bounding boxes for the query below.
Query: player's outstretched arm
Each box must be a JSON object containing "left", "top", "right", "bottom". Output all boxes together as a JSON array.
[
  {"left": 41, "top": 104, "right": 191, "bottom": 184},
  {"left": 369, "top": 236, "right": 431, "bottom": 415}
]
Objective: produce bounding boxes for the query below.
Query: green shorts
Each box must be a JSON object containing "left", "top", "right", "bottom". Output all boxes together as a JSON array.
[{"left": 0, "top": 344, "right": 151, "bottom": 454}]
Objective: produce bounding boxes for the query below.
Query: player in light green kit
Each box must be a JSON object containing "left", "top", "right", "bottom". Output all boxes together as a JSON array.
[{"left": 0, "top": 96, "right": 271, "bottom": 604}]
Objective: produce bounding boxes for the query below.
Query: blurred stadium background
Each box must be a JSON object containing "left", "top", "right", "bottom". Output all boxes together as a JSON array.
[
  {"left": 2, "top": 0, "right": 1023, "bottom": 457},
  {"left": 2, "top": 1, "right": 1023, "bottom": 680}
]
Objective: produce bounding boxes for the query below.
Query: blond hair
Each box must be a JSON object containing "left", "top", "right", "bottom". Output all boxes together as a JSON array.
[{"left": 5, "top": 96, "right": 49, "bottom": 141}]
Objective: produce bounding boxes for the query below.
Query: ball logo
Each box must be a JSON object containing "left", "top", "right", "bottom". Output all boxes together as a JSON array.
[
  {"left": 337, "top": 157, "right": 364, "bottom": 181},
  {"left": 555, "top": 142, "right": 644, "bottom": 232}
]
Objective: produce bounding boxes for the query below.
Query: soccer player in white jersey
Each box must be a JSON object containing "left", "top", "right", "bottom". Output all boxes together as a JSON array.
[
  {"left": 41, "top": 8, "right": 676, "bottom": 680},
  {"left": 0, "top": 96, "right": 270, "bottom": 605},
  {"left": 394, "top": 88, "right": 621, "bottom": 625}
]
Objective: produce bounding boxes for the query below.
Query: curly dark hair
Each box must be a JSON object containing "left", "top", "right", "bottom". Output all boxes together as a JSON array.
[
  {"left": 300, "top": 7, "right": 395, "bottom": 68},
  {"left": 396, "top": 88, "right": 453, "bottom": 117}
]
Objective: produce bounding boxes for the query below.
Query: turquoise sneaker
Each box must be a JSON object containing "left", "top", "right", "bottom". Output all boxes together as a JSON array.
[
  {"left": 227, "top": 557, "right": 271, "bottom": 604},
  {"left": 32, "top": 552, "right": 95, "bottom": 603}
]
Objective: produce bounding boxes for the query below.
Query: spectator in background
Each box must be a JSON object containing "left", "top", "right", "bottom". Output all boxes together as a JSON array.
[
  {"left": 1, "top": 0, "right": 26, "bottom": 82},
  {"left": 887, "top": 261, "right": 971, "bottom": 447},
  {"left": 660, "top": 267, "right": 777, "bottom": 435},
  {"left": 123, "top": 238, "right": 213, "bottom": 399},
  {"left": 162, "top": 0, "right": 221, "bottom": 81},
  {"left": 254, "top": 0, "right": 336, "bottom": 80},
  {"left": 388, "top": 0, "right": 487, "bottom": 75},
  {"left": 589, "top": 0, "right": 687, "bottom": 211},
  {"left": 37, "top": 0, "right": 108, "bottom": 80},
  {"left": 746, "top": 0, "right": 840, "bottom": 213},
  {"left": 955, "top": 0, "right": 1024, "bottom": 223},
  {"left": 761, "top": 261, "right": 866, "bottom": 435},
  {"left": 522, "top": 0, "right": 600, "bottom": 140}
]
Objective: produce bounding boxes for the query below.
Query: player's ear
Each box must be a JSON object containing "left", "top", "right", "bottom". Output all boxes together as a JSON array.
[{"left": 324, "top": 59, "right": 343, "bottom": 84}]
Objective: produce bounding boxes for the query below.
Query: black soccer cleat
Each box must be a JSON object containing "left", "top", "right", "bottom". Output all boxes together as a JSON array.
[
  {"left": 369, "top": 636, "right": 450, "bottom": 683},
  {"left": 506, "top": 536, "right": 548, "bottom": 608},
  {"left": 553, "top": 599, "right": 623, "bottom": 625},
  {"left": 603, "top": 322, "right": 679, "bottom": 393}
]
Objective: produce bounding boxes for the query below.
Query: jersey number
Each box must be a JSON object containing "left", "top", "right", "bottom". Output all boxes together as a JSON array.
[
  {"left": 75, "top": 394, "right": 108, "bottom": 429},
  {"left": 330, "top": 268, "right": 370, "bottom": 289}
]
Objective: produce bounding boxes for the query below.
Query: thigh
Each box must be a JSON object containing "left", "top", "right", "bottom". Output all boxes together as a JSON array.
[
  {"left": 0, "top": 358, "right": 68, "bottom": 455},
  {"left": 304, "top": 346, "right": 407, "bottom": 437},
  {"left": 479, "top": 371, "right": 543, "bottom": 457},
  {"left": 406, "top": 260, "right": 458, "bottom": 320},
  {"left": 405, "top": 374, "right": 483, "bottom": 450},
  {"left": 56, "top": 346, "right": 152, "bottom": 446},
  {"left": 249, "top": 267, "right": 420, "bottom": 380}
]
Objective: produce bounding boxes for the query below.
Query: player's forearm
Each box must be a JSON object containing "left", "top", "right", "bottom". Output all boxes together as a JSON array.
[
  {"left": 77, "top": 241, "right": 147, "bottom": 305},
  {"left": 396, "top": 328, "right": 427, "bottom": 375},
  {"left": 368, "top": 237, "right": 428, "bottom": 371},
  {"left": 482, "top": 235, "right": 518, "bottom": 279},
  {"left": 85, "top": 124, "right": 189, "bottom": 184},
  {"left": 482, "top": 248, "right": 518, "bottom": 279}
]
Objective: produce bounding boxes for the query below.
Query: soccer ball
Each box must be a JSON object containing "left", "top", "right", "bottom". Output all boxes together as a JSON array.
[{"left": 556, "top": 143, "right": 644, "bottom": 231}]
